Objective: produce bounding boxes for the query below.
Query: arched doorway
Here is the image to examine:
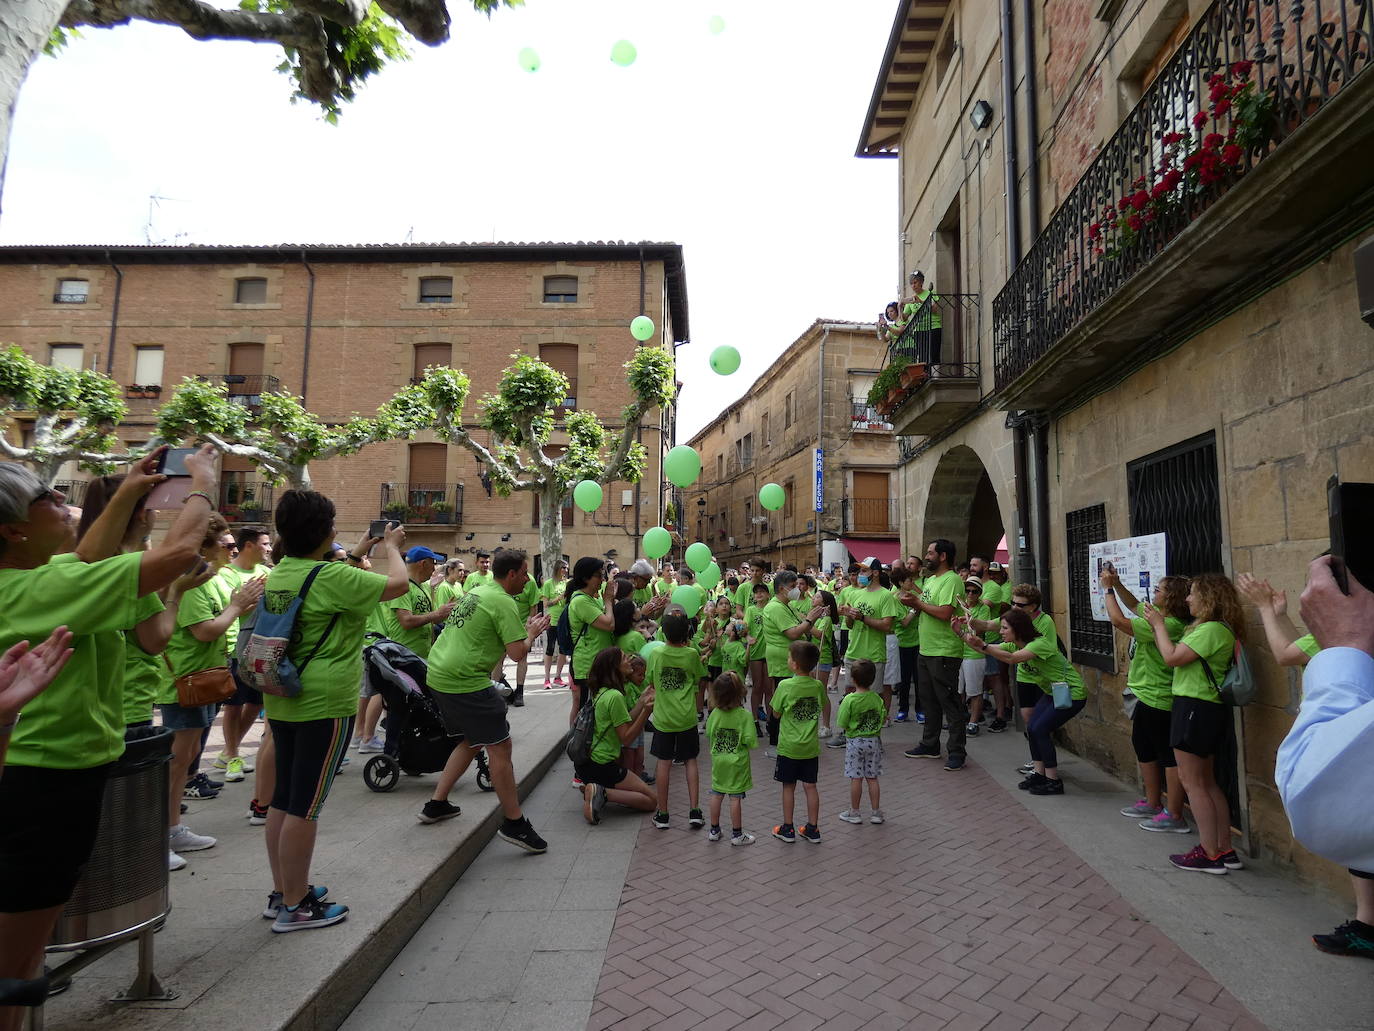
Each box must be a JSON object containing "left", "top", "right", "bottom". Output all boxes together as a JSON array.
[{"left": 921, "top": 445, "right": 1006, "bottom": 565}]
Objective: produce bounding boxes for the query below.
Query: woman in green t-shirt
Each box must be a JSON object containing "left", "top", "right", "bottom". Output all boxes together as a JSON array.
[
  {"left": 566, "top": 557, "right": 616, "bottom": 730},
  {"left": 1101, "top": 568, "right": 1191, "bottom": 830},
  {"left": 575, "top": 647, "right": 656, "bottom": 825},
  {"left": 1144, "top": 573, "right": 1247, "bottom": 874},
  {"left": 540, "top": 560, "right": 569, "bottom": 688},
  {"left": 964, "top": 607, "right": 1085, "bottom": 796}
]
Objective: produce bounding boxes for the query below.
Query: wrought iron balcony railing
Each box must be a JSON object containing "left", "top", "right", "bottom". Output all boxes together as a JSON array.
[
  {"left": 883, "top": 293, "right": 981, "bottom": 377},
  {"left": 993, "top": 0, "right": 1373, "bottom": 393},
  {"left": 53, "top": 480, "right": 88, "bottom": 506},
  {"left": 220, "top": 481, "right": 274, "bottom": 523},
  {"left": 52, "top": 293, "right": 87, "bottom": 304},
  {"left": 198, "top": 374, "right": 282, "bottom": 403},
  {"left": 380, "top": 483, "right": 464, "bottom": 525},
  {"left": 841, "top": 496, "right": 899, "bottom": 535},
  {"left": 850, "top": 398, "right": 892, "bottom": 430}
]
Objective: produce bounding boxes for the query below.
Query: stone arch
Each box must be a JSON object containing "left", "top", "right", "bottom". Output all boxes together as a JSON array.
[{"left": 921, "top": 444, "right": 1006, "bottom": 567}]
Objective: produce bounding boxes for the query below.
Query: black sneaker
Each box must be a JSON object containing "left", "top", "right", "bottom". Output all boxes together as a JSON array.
[
  {"left": 688, "top": 808, "right": 705, "bottom": 828},
  {"left": 262, "top": 884, "right": 328, "bottom": 919},
  {"left": 771, "top": 823, "right": 796, "bottom": 843},
  {"left": 800, "top": 824, "right": 821, "bottom": 844},
  {"left": 943, "top": 756, "right": 965, "bottom": 772},
  {"left": 904, "top": 744, "right": 940, "bottom": 759},
  {"left": 511, "top": 686, "right": 525, "bottom": 708},
  {"left": 183, "top": 778, "right": 219, "bottom": 800},
  {"left": 180, "top": 802, "right": 189, "bottom": 814},
  {"left": 418, "top": 800, "right": 462, "bottom": 824},
  {"left": 196, "top": 772, "right": 224, "bottom": 791},
  {"left": 497, "top": 817, "right": 547, "bottom": 854},
  {"left": 987, "top": 718, "right": 1008, "bottom": 733},
  {"left": 1314, "top": 920, "right": 1374, "bottom": 959},
  {"left": 1029, "top": 777, "right": 1064, "bottom": 795},
  {"left": 652, "top": 811, "right": 670, "bottom": 829},
  {"left": 1018, "top": 773, "right": 1049, "bottom": 790}
]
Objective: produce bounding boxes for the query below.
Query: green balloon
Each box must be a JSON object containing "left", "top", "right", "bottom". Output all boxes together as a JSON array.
[
  {"left": 709, "top": 345, "right": 740, "bottom": 375},
  {"left": 708, "top": 15, "right": 726, "bottom": 35},
  {"left": 640, "top": 640, "right": 665, "bottom": 661},
  {"left": 685, "top": 542, "right": 712, "bottom": 572},
  {"left": 610, "top": 40, "right": 638, "bottom": 67},
  {"left": 517, "top": 47, "right": 540, "bottom": 72},
  {"left": 759, "top": 482, "right": 786, "bottom": 511},
  {"left": 671, "top": 585, "right": 703, "bottom": 617},
  {"left": 698, "top": 562, "right": 721, "bottom": 589},
  {"left": 573, "top": 480, "right": 602, "bottom": 512},
  {"left": 663, "top": 445, "right": 701, "bottom": 488},
  {"left": 643, "top": 526, "right": 672, "bottom": 559},
  {"left": 630, "top": 314, "right": 655, "bottom": 340}
]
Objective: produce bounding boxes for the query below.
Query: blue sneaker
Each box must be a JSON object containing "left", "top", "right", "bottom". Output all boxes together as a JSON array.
[
  {"left": 262, "top": 884, "right": 329, "bottom": 919},
  {"left": 894, "top": 711, "right": 908, "bottom": 723},
  {"left": 915, "top": 712, "right": 926, "bottom": 723},
  {"left": 272, "top": 894, "right": 349, "bottom": 932}
]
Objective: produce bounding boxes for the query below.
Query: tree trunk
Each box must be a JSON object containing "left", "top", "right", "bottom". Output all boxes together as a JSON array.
[
  {"left": 538, "top": 484, "right": 564, "bottom": 580},
  {"left": 33, "top": 454, "right": 63, "bottom": 487},
  {"left": 0, "top": 0, "right": 69, "bottom": 214},
  {"left": 287, "top": 463, "right": 312, "bottom": 491}
]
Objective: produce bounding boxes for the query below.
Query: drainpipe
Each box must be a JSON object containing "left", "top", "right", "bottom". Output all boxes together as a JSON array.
[
  {"left": 1031, "top": 414, "right": 1052, "bottom": 609},
  {"left": 1008, "top": 411, "right": 1034, "bottom": 586},
  {"left": 1021, "top": 0, "right": 1041, "bottom": 240},
  {"left": 299, "top": 250, "right": 316, "bottom": 403},
  {"left": 999, "top": 0, "right": 1022, "bottom": 268},
  {"left": 104, "top": 251, "right": 122, "bottom": 376},
  {"left": 635, "top": 245, "right": 646, "bottom": 555},
  {"left": 816, "top": 324, "right": 829, "bottom": 565}
]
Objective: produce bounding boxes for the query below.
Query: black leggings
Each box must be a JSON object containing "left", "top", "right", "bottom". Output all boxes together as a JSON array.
[
  {"left": 767, "top": 677, "right": 784, "bottom": 746},
  {"left": 1026, "top": 694, "right": 1085, "bottom": 769},
  {"left": 896, "top": 645, "right": 919, "bottom": 711}
]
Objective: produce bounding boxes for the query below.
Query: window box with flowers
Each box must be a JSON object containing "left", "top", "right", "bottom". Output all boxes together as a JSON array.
[{"left": 126, "top": 384, "right": 163, "bottom": 399}]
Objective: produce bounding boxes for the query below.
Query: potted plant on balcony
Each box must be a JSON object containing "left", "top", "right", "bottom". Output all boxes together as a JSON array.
[
  {"left": 429, "top": 500, "right": 454, "bottom": 524},
  {"left": 382, "top": 500, "right": 412, "bottom": 522},
  {"left": 868, "top": 358, "right": 914, "bottom": 418}
]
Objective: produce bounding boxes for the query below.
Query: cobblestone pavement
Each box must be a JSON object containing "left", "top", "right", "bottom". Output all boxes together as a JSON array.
[{"left": 587, "top": 728, "right": 1271, "bottom": 1031}]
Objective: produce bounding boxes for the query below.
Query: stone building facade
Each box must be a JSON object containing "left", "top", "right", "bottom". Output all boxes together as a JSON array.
[
  {"left": 0, "top": 242, "right": 689, "bottom": 576},
  {"left": 685, "top": 321, "right": 902, "bottom": 573},
  {"left": 858, "top": 0, "right": 1374, "bottom": 892}
]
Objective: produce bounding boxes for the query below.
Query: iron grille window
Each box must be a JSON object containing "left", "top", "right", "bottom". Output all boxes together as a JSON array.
[
  {"left": 1066, "top": 503, "right": 1113, "bottom": 671},
  {"left": 1127, "top": 431, "right": 1223, "bottom": 576}
]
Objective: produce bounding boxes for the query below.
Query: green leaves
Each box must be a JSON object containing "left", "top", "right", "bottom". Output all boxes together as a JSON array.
[
  {"left": 0, "top": 346, "right": 130, "bottom": 478},
  {"left": 624, "top": 346, "right": 675, "bottom": 410}
]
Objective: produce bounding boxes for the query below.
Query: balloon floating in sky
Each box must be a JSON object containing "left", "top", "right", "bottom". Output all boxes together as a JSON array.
[
  {"left": 708, "top": 15, "right": 726, "bottom": 35},
  {"left": 759, "top": 482, "right": 786, "bottom": 511},
  {"left": 643, "top": 526, "right": 672, "bottom": 559},
  {"left": 698, "top": 562, "right": 722, "bottom": 590},
  {"left": 671, "top": 585, "right": 703, "bottom": 617},
  {"left": 663, "top": 445, "right": 701, "bottom": 488},
  {"left": 573, "top": 480, "right": 603, "bottom": 512},
  {"left": 710, "top": 345, "right": 741, "bottom": 375},
  {"left": 630, "top": 315, "right": 656, "bottom": 341},
  {"left": 685, "top": 542, "right": 712, "bottom": 572},
  {"left": 610, "top": 40, "right": 638, "bottom": 66},
  {"left": 517, "top": 47, "right": 541, "bottom": 72}
]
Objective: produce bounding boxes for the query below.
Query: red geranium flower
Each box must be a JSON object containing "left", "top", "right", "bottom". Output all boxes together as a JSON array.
[
  {"left": 1131, "top": 189, "right": 1150, "bottom": 211},
  {"left": 1203, "top": 132, "right": 1224, "bottom": 150},
  {"left": 1192, "top": 111, "right": 1209, "bottom": 128},
  {"left": 1161, "top": 130, "right": 1184, "bottom": 146},
  {"left": 1151, "top": 181, "right": 1170, "bottom": 199},
  {"left": 1221, "top": 144, "right": 1243, "bottom": 166},
  {"left": 1231, "top": 60, "right": 1253, "bottom": 78},
  {"left": 1214, "top": 98, "right": 1232, "bottom": 116},
  {"left": 1127, "top": 214, "right": 1143, "bottom": 231},
  {"left": 1088, "top": 222, "right": 1101, "bottom": 240}
]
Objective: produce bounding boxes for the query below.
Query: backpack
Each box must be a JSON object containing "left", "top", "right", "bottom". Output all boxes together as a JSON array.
[
  {"left": 555, "top": 603, "right": 574, "bottom": 654},
  {"left": 234, "top": 563, "right": 339, "bottom": 698},
  {"left": 566, "top": 691, "right": 596, "bottom": 766},
  {"left": 1200, "top": 625, "right": 1256, "bottom": 706}
]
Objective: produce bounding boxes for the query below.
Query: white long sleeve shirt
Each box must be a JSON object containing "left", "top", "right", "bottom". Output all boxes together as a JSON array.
[{"left": 1275, "top": 647, "right": 1374, "bottom": 873}]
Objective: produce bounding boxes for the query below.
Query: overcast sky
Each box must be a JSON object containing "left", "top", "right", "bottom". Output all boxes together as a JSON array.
[{"left": 3, "top": 0, "right": 897, "bottom": 439}]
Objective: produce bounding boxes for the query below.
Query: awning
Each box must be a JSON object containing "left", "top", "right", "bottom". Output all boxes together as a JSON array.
[{"left": 839, "top": 537, "right": 903, "bottom": 568}]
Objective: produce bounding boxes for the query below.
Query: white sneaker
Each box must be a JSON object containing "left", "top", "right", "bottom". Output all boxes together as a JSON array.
[
  {"left": 819, "top": 726, "right": 832, "bottom": 738},
  {"left": 870, "top": 810, "right": 885, "bottom": 824},
  {"left": 349, "top": 737, "right": 362, "bottom": 750},
  {"left": 357, "top": 736, "right": 385, "bottom": 754},
  {"left": 838, "top": 809, "right": 864, "bottom": 824},
  {"left": 763, "top": 747, "right": 776, "bottom": 759},
  {"left": 211, "top": 752, "right": 229, "bottom": 770},
  {"left": 168, "top": 850, "right": 187, "bottom": 871},
  {"left": 730, "top": 831, "right": 756, "bottom": 846},
  {"left": 238, "top": 754, "right": 256, "bottom": 773},
  {"left": 223, "top": 757, "right": 246, "bottom": 782},
  {"left": 169, "top": 824, "right": 216, "bottom": 853}
]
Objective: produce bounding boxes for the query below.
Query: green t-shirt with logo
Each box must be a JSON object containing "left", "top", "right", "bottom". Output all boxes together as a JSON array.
[
  {"left": 434, "top": 580, "right": 464, "bottom": 609},
  {"left": 1006, "top": 635, "right": 1085, "bottom": 700},
  {"left": 735, "top": 580, "right": 763, "bottom": 611},
  {"left": 656, "top": 576, "right": 675, "bottom": 597},
  {"left": 813, "top": 615, "right": 835, "bottom": 665},
  {"left": 961, "top": 604, "right": 990, "bottom": 659},
  {"left": 647, "top": 643, "right": 708, "bottom": 732},
  {"left": 917, "top": 570, "right": 964, "bottom": 657},
  {"left": 162, "top": 574, "right": 233, "bottom": 695},
  {"left": 844, "top": 587, "right": 903, "bottom": 662},
  {"left": 1170, "top": 621, "right": 1235, "bottom": 704},
  {"left": 706, "top": 705, "right": 757, "bottom": 794},
  {"left": 256, "top": 558, "right": 387, "bottom": 720},
  {"left": 892, "top": 587, "right": 921, "bottom": 647},
  {"left": 1128, "top": 602, "right": 1185, "bottom": 711},
  {"left": 512, "top": 578, "right": 540, "bottom": 622},
  {"left": 430, "top": 582, "right": 525, "bottom": 696},
  {"left": 763, "top": 597, "right": 802, "bottom": 678},
  {"left": 1295, "top": 633, "right": 1319, "bottom": 659},
  {"left": 772, "top": 674, "right": 825, "bottom": 759},
  {"left": 837, "top": 689, "right": 886, "bottom": 739},
  {"left": 539, "top": 578, "right": 567, "bottom": 625},
  {"left": 589, "top": 687, "right": 631, "bottom": 765},
  {"left": 719, "top": 637, "right": 748, "bottom": 676},
  {"left": 745, "top": 604, "right": 767, "bottom": 661},
  {"left": 369, "top": 579, "right": 436, "bottom": 659},
  {"left": 632, "top": 585, "right": 654, "bottom": 610},
  {"left": 464, "top": 570, "right": 495, "bottom": 592},
  {"left": 1017, "top": 612, "right": 1058, "bottom": 683},
  {"left": 568, "top": 591, "right": 613, "bottom": 680},
  {"left": 981, "top": 581, "right": 1007, "bottom": 642},
  {"left": 1, "top": 552, "right": 153, "bottom": 770},
  {"left": 121, "top": 593, "right": 168, "bottom": 725}
]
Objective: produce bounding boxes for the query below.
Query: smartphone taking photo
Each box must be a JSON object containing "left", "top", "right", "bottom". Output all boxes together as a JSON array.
[
  {"left": 1327, "top": 476, "right": 1374, "bottom": 594},
  {"left": 145, "top": 447, "right": 204, "bottom": 510}
]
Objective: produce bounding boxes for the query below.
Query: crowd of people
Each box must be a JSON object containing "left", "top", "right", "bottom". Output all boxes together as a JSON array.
[{"left": 1, "top": 448, "right": 1371, "bottom": 1013}]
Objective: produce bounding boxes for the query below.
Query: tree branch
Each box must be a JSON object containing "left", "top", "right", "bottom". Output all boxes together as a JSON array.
[
  {"left": 0, "top": 437, "right": 29, "bottom": 461},
  {"left": 599, "top": 402, "right": 649, "bottom": 484},
  {"left": 373, "top": 0, "right": 450, "bottom": 45}
]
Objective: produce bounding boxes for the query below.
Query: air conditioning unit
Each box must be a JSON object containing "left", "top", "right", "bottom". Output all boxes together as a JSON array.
[
  {"left": 751, "top": 516, "right": 769, "bottom": 525},
  {"left": 621, "top": 490, "right": 634, "bottom": 507}
]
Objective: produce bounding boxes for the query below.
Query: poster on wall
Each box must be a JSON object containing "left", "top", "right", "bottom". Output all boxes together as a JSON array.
[{"left": 1088, "top": 533, "right": 1168, "bottom": 621}]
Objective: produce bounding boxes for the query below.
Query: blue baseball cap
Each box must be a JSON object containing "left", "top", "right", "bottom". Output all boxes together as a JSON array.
[{"left": 405, "top": 546, "right": 443, "bottom": 564}]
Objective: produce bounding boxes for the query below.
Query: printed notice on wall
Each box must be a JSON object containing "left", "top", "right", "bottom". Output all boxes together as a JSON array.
[{"left": 1088, "top": 533, "right": 1168, "bottom": 621}]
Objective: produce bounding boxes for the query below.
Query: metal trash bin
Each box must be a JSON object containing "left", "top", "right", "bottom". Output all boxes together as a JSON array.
[{"left": 50, "top": 725, "right": 172, "bottom": 949}]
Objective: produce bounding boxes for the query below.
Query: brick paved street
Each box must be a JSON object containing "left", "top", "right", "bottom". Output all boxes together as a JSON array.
[{"left": 587, "top": 728, "right": 1271, "bottom": 1031}]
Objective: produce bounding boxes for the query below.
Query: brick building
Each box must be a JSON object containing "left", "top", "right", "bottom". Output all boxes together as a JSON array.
[
  {"left": 685, "top": 321, "right": 902, "bottom": 572},
  {"left": 0, "top": 242, "right": 689, "bottom": 575},
  {"left": 858, "top": 0, "right": 1374, "bottom": 891}
]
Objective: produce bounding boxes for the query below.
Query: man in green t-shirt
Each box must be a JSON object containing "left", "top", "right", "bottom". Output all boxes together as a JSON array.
[
  {"left": 902, "top": 539, "right": 968, "bottom": 769},
  {"left": 424, "top": 549, "right": 551, "bottom": 852},
  {"left": 978, "top": 561, "right": 1011, "bottom": 730},
  {"left": 734, "top": 563, "right": 767, "bottom": 615},
  {"left": 463, "top": 551, "right": 495, "bottom": 591},
  {"left": 367, "top": 547, "right": 453, "bottom": 661}
]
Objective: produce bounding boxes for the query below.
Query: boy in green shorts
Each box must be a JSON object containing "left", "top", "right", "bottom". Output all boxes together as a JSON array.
[
  {"left": 770, "top": 640, "right": 825, "bottom": 844},
  {"left": 837, "top": 659, "right": 886, "bottom": 825},
  {"left": 646, "top": 611, "right": 709, "bottom": 829}
]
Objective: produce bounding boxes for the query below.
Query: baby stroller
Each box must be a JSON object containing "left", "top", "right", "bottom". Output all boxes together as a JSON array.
[{"left": 360, "top": 634, "right": 492, "bottom": 793}]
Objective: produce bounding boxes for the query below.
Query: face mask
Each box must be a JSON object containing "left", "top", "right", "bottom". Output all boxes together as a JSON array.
[
  {"left": 857, "top": 575, "right": 871, "bottom": 587},
  {"left": 787, "top": 587, "right": 801, "bottom": 601}
]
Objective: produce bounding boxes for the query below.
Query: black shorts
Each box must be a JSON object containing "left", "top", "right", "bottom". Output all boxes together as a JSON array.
[
  {"left": 1131, "top": 699, "right": 1176, "bottom": 767},
  {"left": 268, "top": 717, "right": 353, "bottom": 821},
  {"left": 1170, "top": 695, "right": 1228, "bottom": 758},
  {"left": 228, "top": 669, "right": 264, "bottom": 707},
  {"left": 576, "top": 760, "right": 628, "bottom": 789},
  {"left": 0, "top": 763, "right": 111, "bottom": 912},
  {"left": 1016, "top": 679, "right": 1042, "bottom": 709},
  {"left": 433, "top": 684, "right": 511, "bottom": 747},
  {"left": 773, "top": 754, "right": 819, "bottom": 784},
  {"left": 650, "top": 728, "right": 700, "bottom": 762}
]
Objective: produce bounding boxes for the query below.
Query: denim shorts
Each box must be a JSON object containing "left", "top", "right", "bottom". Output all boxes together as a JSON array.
[{"left": 159, "top": 701, "right": 216, "bottom": 731}]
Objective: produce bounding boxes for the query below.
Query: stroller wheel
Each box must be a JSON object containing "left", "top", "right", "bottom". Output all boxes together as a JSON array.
[
  {"left": 363, "top": 754, "right": 401, "bottom": 792},
  {"left": 475, "top": 750, "right": 494, "bottom": 793}
]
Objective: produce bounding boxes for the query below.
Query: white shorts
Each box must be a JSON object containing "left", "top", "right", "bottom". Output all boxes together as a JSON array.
[
  {"left": 844, "top": 736, "right": 883, "bottom": 779},
  {"left": 959, "top": 657, "right": 985, "bottom": 698},
  {"left": 883, "top": 635, "right": 899, "bottom": 685}
]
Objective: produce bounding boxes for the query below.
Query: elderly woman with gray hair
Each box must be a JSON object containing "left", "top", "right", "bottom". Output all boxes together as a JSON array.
[{"left": 0, "top": 446, "right": 219, "bottom": 1030}]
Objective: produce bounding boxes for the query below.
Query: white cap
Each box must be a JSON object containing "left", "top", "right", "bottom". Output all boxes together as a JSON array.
[{"left": 862, "top": 556, "right": 879, "bottom": 569}]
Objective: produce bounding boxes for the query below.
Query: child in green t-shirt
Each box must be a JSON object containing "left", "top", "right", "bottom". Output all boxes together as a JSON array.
[
  {"left": 770, "top": 640, "right": 825, "bottom": 844},
  {"left": 719, "top": 620, "right": 749, "bottom": 680},
  {"left": 705, "top": 672, "right": 758, "bottom": 846},
  {"left": 621, "top": 653, "right": 651, "bottom": 785},
  {"left": 837, "top": 659, "right": 886, "bottom": 825},
  {"left": 745, "top": 584, "right": 771, "bottom": 732},
  {"left": 646, "top": 612, "right": 709, "bottom": 830}
]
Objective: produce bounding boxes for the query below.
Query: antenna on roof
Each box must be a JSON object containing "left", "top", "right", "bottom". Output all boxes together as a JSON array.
[
  {"left": 145, "top": 192, "right": 190, "bottom": 245},
  {"left": 404, "top": 225, "right": 414, "bottom": 243}
]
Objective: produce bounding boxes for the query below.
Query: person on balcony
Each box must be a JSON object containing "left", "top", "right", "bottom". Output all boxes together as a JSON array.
[
  {"left": 902, "top": 270, "right": 943, "bottom": 367},
  {"left": 877, "top": 301, "right": 907, "bottom": 345}
]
